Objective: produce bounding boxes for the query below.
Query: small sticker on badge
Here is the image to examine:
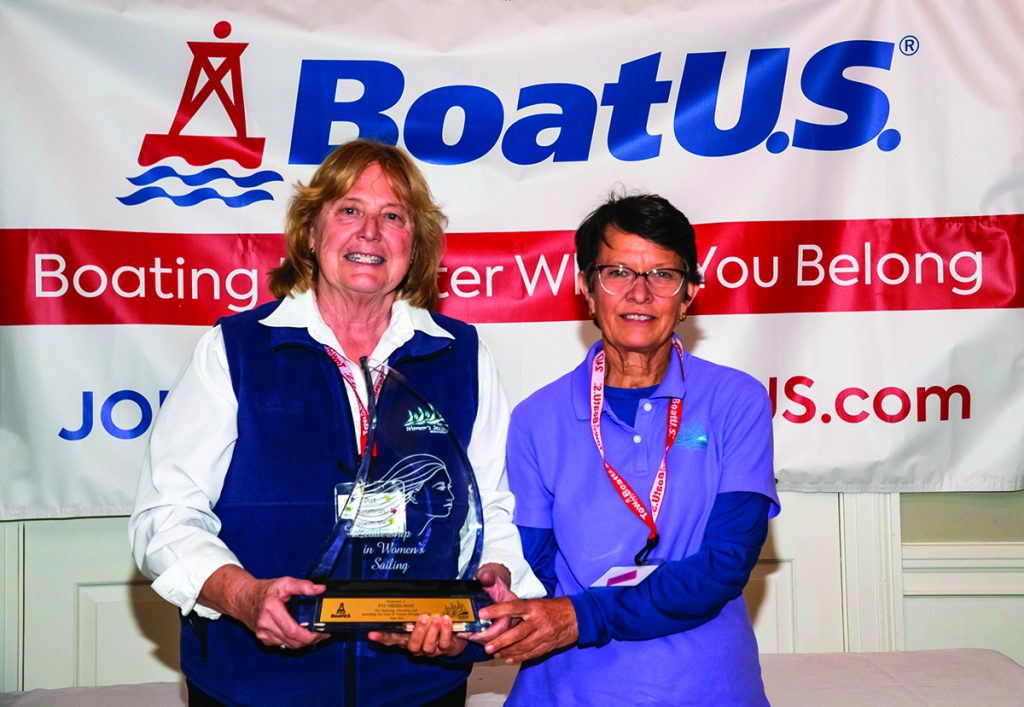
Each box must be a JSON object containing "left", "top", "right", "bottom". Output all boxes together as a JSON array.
[
  {"left": 336, "top": 482, "right": 406, "bottom": 536},
  {"left": 590, "top": 564, "right": 659, "bottom": 588}
]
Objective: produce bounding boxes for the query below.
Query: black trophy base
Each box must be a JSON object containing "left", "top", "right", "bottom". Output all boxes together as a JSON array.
[{"left": 289, "top": 579, "right": 493, "bottom": 633}]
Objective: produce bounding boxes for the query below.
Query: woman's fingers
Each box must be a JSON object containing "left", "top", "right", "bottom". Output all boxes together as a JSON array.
[
  {"left": 232, "top": 575, "right": 325, "bottom": 648},
  {"left": 480, "top": 597, "right": 579, "bottom": 663},
  {"left": 367, "top": 630, "right": 409, "bottom": 649},
  {"left": 466, "top": 614, "right": 513, "bottom": 644},
  {"left": 369, "top": 615, "right": 466, "bottom": 657}
]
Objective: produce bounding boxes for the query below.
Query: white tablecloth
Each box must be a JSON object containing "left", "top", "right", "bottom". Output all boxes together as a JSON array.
[{"left": 3, "top": 648, "right": 1022, "bottom": 705}]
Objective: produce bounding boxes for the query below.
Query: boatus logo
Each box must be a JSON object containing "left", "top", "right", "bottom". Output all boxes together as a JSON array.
[
  {"left": 289, "top": 37, "right": 913, "bottom": 166},
  {"left": 405, "top": 405, "right": 449, "bottom": 434},
  {"left": 118, "top": 21, "right": 282, "bottom": 208}
]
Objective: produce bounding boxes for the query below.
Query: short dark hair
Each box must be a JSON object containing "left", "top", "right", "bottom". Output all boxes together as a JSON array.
[{"left": 575, "top": 193, "right": 703, "bottom": 299}]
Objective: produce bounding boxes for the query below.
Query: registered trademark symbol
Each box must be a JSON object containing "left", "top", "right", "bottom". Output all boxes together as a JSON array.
[{"left": 899, "top": 35, "right": 919, "bottom": 56}]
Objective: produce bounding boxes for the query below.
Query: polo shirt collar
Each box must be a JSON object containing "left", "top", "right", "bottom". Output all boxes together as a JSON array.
[
  {"left": 571, "top": 336, "right": 689, "bottom": 420},
  {"left": 259, "top": 289, "right": 453, "bottom": 365}
]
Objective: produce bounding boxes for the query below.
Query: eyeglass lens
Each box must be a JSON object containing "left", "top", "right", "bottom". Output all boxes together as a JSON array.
[{"left": 596, "top": 265, "right": 684, "bottom": 296}]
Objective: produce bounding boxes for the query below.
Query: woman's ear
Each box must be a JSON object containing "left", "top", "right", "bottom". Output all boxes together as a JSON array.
[
  {"left": 678, "top": 282, "right": 699, "bottom": 321},
  {"left": 683, "top": 282, "right": 699, "bottom": 306},
  {"left": 578, "top": 271, "right": 596, "bottom": 318}
]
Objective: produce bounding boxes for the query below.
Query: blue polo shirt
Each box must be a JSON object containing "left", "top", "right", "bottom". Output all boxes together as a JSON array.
[{"left": 506, "top": 339, "right": 780, "bottom": 706}]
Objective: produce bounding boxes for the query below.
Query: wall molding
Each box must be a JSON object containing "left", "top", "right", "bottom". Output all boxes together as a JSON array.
[
  {"left": 840, "top": 493, "right": 905, "bottom": 651},
  {"left": 903, "top": 542, "right": 1024, "bottom": 596},
  {"left": 2, "top": 522, "right": 24, "bottom": 692},
  {"left": 747, "top": 558, "right": 796, "bottom": 653}
]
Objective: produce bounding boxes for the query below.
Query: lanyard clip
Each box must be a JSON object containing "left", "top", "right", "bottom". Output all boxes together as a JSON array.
[{"left": 634, "top": 534, "right": 659, "bottom": 566}]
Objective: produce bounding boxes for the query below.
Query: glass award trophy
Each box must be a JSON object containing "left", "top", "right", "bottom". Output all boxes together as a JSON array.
[{"left": 289, "top": 360, "right": 492, "bottom": 633}]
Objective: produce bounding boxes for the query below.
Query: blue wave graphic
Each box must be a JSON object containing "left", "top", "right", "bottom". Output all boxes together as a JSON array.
[
  {"left": 117, "top": 186, "right": 275, "bottom": 208},
  {"left": 127, "top": 166, "right": 283, "bottom": 188}
]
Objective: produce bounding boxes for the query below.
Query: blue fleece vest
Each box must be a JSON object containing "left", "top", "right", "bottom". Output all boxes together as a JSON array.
[{"left": 180, "top": 299, "right": 480, "bottom": 707}]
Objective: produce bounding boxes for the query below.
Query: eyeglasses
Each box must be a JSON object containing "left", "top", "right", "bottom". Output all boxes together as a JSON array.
[
  {"left": 591, "top": 264, "right": 687, "bottom": 297},
  {"left": 334, "top": 203, "right": 411, "bottom": 231}
]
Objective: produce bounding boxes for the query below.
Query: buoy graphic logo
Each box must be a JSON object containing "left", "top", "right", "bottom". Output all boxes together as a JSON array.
[{"left": 118, "top": 21, "right": 282, "bottom": 207}]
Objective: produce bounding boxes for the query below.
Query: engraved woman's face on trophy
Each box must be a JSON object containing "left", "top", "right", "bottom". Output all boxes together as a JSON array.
[{"left": 430, "top": 476, "right": 455, "bottom": 518}]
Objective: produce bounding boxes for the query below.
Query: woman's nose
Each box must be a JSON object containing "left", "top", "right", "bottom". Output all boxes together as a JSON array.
[
  {"left": 626, "top": 273, "right": 654, "bottom": 302},
  {"left": 359, "top": 212, "right": 382, "bottom": 240}
]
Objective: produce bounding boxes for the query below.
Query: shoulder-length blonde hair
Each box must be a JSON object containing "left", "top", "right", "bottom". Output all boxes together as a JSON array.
[{"left": 269, "top": 139, "right": 447, "bottom": 309}]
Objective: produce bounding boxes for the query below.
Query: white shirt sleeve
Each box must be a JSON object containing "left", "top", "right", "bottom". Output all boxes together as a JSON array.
[
  {"left": 128, "top": 325, "right": 241, "bottom": 618},
  {"left": 467, "top": 339, "right": 546, "bottom": 600}
]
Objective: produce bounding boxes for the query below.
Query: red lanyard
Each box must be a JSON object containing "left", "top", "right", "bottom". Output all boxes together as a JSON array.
[
  {"left": 324, "top": 345, "right": 385, "bottom": 455},
  {"left": 590, "top": 338, "right": 684, "bottom": 565}
]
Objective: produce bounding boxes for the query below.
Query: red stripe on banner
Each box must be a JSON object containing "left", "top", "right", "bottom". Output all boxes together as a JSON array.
[
  {"left": 438, "top": 230, "right": 587, "bottom": 323},
  {"left": 2, "top": 215, "right": 1021, "bottom": 325},
  {"left": 688, "top": 216, "right": 1022, "bottom": 316},
  {"left": 3, "top": 229, "right": 285, "bottom": 326}
]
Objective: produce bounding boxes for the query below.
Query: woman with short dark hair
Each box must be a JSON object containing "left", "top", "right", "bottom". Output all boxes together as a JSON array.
[{"left": 482, "top": 192, "right": 780, "bottom": 706}]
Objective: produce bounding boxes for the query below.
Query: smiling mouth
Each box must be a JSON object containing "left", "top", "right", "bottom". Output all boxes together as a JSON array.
[
  {"left": 345, "top": 253, "right": 384, "bottom": 264},
  {"left": 622, "top": 313, "right": 655, "bottom": 321}
]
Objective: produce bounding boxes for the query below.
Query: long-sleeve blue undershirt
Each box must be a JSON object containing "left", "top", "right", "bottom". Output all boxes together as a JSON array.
[{"left": 518, "top": 490, "right": 770, "bottom": 647}]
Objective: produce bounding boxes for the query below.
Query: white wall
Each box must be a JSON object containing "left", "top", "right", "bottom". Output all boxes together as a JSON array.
[{"left": 3, "top": 495, "right": 1023, "bottom": 694}]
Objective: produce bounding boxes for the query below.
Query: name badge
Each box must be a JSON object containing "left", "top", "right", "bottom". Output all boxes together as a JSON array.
[
  {"left": 590, "top": 563, "right": 660, "bottom": 588},
  {"left": 336, "top": 482, "right": 406, "bottom": 537}
]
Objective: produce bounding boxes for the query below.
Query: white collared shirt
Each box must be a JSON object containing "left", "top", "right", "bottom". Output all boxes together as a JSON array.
[{"left": 129, "top": 290, "right": 543, "bottom": 617}]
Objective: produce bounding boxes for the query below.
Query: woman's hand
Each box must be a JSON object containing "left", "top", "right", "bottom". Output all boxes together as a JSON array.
[
  {"left": 464, "top": 562, "right": 518, "bottom": 645},
  {"left": 477, "top": 596, "right": 579, "bottom": 663},
  {"left": 369, "top": 563, "right": 518, "bottom": 656},
  {"left": 199, "top": 564, "right": 329, "bottom": 650},
  {"left": 369, "top": 615, "right": 467, "bottom": 657}
]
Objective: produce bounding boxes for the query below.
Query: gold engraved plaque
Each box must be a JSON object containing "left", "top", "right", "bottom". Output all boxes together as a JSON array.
[
  {"left": 319, "top": 597, "right": 475, "bottom": 628},
  {"left": 297, "top": 579, "right": 490, "bottom": 633}
]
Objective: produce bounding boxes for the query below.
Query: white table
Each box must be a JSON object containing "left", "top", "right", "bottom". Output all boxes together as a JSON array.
[{"left": 3, "top": 648, "right": 1022, "bottom": 705}]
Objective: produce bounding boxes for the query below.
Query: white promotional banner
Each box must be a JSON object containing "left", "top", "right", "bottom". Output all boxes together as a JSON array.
[{"left": 1, "top": 0, "right": 1022, "bottom": 519}]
